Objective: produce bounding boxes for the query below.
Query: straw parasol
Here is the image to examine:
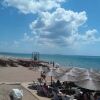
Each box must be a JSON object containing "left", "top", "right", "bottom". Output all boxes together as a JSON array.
[
  {"left": 75, "top": 77, "right": 100, "bottom": 91},
  {"left": 90, "top": 68, "right": 100, "bottom": 78},
  {"left": 70, "top": 67, "right": 86, "bottom": 74},
  {"left": 46, "top": 69, "right": 58, "bottom": 85},
  {"left": 54, "top": 67, "right": 65, "bottom": 77},
  {"left": 57, "top": 71, "right": 77, "bottom": 82},
  {"left": 80, "top": 69, "right": 90, "bottom": 75},
  {"left": 38, "top": 66, "right": 44, "bottom": 72},
  {"left": 77, "top": 69, "right": 100, "bottom": 81},
  {"left": 56, "top": 71, "right": 78, "bottom": 90}
]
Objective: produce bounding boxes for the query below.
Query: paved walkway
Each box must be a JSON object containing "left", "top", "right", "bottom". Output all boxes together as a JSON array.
[
  {"left": 21, "top": 82, "right": 51, "bottom": 100},
  {"left": 0, "top": 83, "right": 37, "bottom": 100}
]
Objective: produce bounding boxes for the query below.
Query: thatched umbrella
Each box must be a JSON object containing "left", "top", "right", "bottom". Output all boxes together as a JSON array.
[
  {"left": 80, "top": 69, "right": 90, "bottom": 75},
  {"left": 75, "top": 77, "right": 100, "bottom": 91},
  {"left": 90, "top": 68, "right": 100, "bottom": 78},
  {"left": 56, "top": 70, "right": 78, "bottom": 82},
  {"left": 54, "top": 67, "right": 65, "bottom": 77},
  {"left": 46, "top": 69, "right": 58, "bottom": 85},
  {"left": 70, "top": 67, "right": 86, "bottom": 74},
  {"left": 56, "top": 70, "right": 78, "bottom": 91},
  {"left": 38, "top": 66, "right": 44, "bottom": 72},
  {"left": 77, "top": 69, "right": 100, "bottom": 81}
]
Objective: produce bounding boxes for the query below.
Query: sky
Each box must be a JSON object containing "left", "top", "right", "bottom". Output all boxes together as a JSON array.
[{"left": 0, "top": 0, "right": 100, "bottom": 56}]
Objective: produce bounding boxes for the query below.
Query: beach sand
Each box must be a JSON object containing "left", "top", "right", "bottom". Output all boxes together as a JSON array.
[
  {"left": 0, "top": 65, "right": 55, "bottom": 100},
  {"left": 0, "top": 65, "right": 40, "bottom": 82},
  {"left": 0, "top": 65, "right": 51, "bottom": 82}
]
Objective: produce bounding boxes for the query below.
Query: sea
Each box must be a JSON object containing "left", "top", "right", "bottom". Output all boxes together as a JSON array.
[{"left": 0, "top": 52, "right": 100, "bottom": 70}]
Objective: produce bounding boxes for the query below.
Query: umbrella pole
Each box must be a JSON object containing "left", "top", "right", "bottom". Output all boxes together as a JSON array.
[{"left": 51, "top": 76, "right": 52, "bottom": 86}]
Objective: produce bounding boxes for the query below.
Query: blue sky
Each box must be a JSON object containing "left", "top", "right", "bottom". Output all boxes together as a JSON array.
[{"left": 0, "top": 0, "right": 100, "bottom": 56}]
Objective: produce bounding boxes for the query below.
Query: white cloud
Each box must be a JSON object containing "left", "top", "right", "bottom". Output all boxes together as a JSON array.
[
  {"left": 29, "top": 8, "right": 89, "bottom": 46},
  {"left": 29, "top": 8, "right": 100, "bottom": 47},
  {"left": 2, "top": 0, "right": 100, "bottom": 48},
  {"left": 2, "top": 0, "right": 65, "bottom": 14},
  {"left": 82, "top": 29, "right": 98, "bottom": 41},
  {"left": 22, "top": 33, "right": 33, "bottom": 42},
  {"left": 77, "top": 29, "right": 100, "bottom": 43}
]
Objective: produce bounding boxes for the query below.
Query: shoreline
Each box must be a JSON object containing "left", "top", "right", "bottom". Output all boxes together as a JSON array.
[
  {"left": 0, "top": 55, "right": 49, "bottom": 68},
  {"left": 0, "top": 55, "right": 100, "bottom": 72}
]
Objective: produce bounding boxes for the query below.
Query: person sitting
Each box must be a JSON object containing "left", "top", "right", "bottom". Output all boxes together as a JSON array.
[
  {"left": 56, "top": 80, "right": 62, "bottom": 88},
  {"left": 52, "top": 81, "right": 56, "bottom": 88},
  {"left": 94, "top": 92, "right": 100, "bottom": 100},
  {"left": 43, "top": 83, "right": 48, "bottom": 90},
  {"left": 41, "top": 71, "right": 46, "bottom": 81},
  {"left": 82, "top": 92, "right": 89, "bottom": 100},
  {"left": 38, "top": 78, "right": 42, "bottom": 85},
  {"left": 88, "top": 92, "right": 95, "bottom": 100},
  {"left": 97, "top": 96, "right": 100, "bottom": 100},
  {"left": 43, "top": 83, "right": 52, "bottom": 97},
  {"left": 37, "top": 85, "right": 43, "bottom": 95}
]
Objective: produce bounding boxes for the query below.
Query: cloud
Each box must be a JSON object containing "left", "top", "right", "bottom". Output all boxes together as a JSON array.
[
  {"left": 29, "top": 8, "right": 100, "bottom": 47},
  {"left": 29, "top": 8, "right": 88, "bottom": 46},
  {"left": 2, "top": 0, "right": 65, "bottom": 14},
  {"left": 22, "top": 33, "right": 33, "bottom": 42},
  {"left": 77, "top": 29, "right": 100, "bottom": 43},
  {"left": 2, "top": 0, "right": 100, "bottom": 48}
]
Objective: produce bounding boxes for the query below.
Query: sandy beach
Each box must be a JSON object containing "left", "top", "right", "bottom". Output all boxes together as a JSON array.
[
  {"left": 0, "top": 64, "right": 52, "bottom": 100},
  {"left": 0, "top": 56, "right": 100, "bottom": 100},
  {"left": 0, "top": 64, "right": 52, "bottom": 83},
  {"left": 0, "top": 65, "right": 44, "bottom": 100},
  {"left": 0, "top": 65, "right": 41, "bottom": 82},
  {"left": 0, "top": 56, "right": 52, "bottom": 83}
]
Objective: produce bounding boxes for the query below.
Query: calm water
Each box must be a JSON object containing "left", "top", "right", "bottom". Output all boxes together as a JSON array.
[{"left": 0, "top": 52, "right": 100, "bottom": 70}]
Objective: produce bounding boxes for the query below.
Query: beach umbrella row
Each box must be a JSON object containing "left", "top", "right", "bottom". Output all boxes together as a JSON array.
[
  {"left": 75, "top": 69, "right": 100, "bottom": 91},
  {"left": 57, "top": 72, "right": 77, "bottom": 82},
  {"left": 75, "top": 78, "right": 100, "bottom": 91},
  {"left": 56, "top": 67, "right": 87, "bottom": 82},
  {"left": 44, "top": 66, "right": 100, "bottom": 91}
]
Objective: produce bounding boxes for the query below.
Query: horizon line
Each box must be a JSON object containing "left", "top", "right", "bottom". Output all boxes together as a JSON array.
[{"left": 0, "top": 51, "right": 100, "bottom": 57}]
